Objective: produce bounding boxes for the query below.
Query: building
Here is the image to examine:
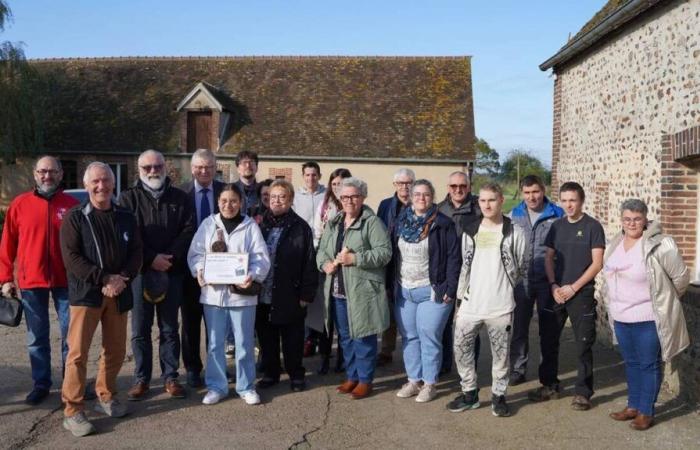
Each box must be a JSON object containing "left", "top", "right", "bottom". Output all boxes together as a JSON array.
[
  {"left": 540, "top": 0, "right": 700, "bottom": 403},
  {"left": 0, "top": 56, "right": 476, "bottom": 207}
]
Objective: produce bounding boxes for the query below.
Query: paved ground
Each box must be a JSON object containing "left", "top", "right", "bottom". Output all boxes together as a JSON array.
[{"left": 1, "top": 308, "right": 699, "bottom": 450}]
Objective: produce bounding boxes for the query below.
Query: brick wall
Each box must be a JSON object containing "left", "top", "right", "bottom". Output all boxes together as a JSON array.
[{"left": 551, "top": 75, "right": 562, "bottom": 198}]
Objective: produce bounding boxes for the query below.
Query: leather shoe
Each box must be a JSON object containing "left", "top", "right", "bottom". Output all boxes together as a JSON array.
[
  {"left": 336, "top": 380, "right": 358, "bottom": 394},
  {"left": 629, "top": 414, "right": 653, "bottom": 430},
  {"left": 350, "top": 383, "right": 372, "bottom": 399},
  {"left": 25, "top": 388, "right": 49, "bottom": 405},
  {"left": 165, "top": 380, "right": 186, "bottom": 398},
  {"left": 609, "top": 407, "right": 638, "bottom": 421},
  {"left": 256, "top": 377, "right": 279, "bottom": 389},
  {"left": 127, "top": 381, "right": 149, "bottom": 401}
]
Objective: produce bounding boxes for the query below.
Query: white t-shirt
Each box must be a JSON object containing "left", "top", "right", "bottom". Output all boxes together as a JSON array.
[
  {"left": 398, "top": 237, "right": 431, "bottom": 289},
  {"left": 459, "top": 223, "right": 515, "bottom": 319}
]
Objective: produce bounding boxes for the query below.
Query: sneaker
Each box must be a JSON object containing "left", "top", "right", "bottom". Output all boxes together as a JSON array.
[
  {"left": 396, "top": 382, "right": 422, "bottom": 398},
  {"left": 225, "top": 344, "right": 235, "bottom": 359},
  {"left": 571, "top": 395, "right": 592, "bottom": 411},
  {"left": 94, "top": 398, "right": 128, "bottom": 418},
  {"left": 415, "top": 384, "right": 437, "bottom": 403},
  {"left": 527, "top": 384, "right": 561, "bottom": 402},
  {"left": 25, "top": 388, "right": 50, "bottom": 406},
  {"left": 240, "top": 390, "right": 261, "bottom": 405},
  {"left": 63, "top": 411, "right": 96, "bottom": 437},
  {"left": 446, "top": 390, "right": 480, "bottom": 412},
  {"left": 202, "top": 390, "right": 224, "bottom": 405},
  {"left": 491, "top": 395, "right": 511, "bottom": 417}
]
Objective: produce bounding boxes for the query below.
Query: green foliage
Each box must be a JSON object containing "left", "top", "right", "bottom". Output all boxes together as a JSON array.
[
  {"left": 500, "top": 150, "right": 551, "bottom": 186},
  {"left": 0, "top": 1, "right": 47, "bottom": 163},
  {"left": 474, "top": 137, "right": 500, "bottom": 176}
]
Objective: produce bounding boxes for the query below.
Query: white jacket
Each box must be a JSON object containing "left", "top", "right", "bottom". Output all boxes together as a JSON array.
[{"left": 187, "top": 214, "right": 271, "bottom": 308}]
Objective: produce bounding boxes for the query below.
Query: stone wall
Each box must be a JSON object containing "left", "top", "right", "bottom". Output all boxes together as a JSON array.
[{"left": 552, "top": 0, "right": 700, "bottom": 404}]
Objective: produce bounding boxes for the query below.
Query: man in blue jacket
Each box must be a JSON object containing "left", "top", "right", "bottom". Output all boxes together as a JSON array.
[
  {"left": 376, "top": 168, "right": 415, "bottom": 366},
  {"left": 508, "top": 175, "right": 564, "bottom": 385}
]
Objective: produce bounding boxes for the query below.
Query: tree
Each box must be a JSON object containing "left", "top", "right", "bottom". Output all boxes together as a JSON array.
[
  {"left": 0, "top": 1, "right": 47, "bottom": 163},
  {"left": 500, "top": 150, "right": 551, "bottom": 186},
  {"left": 474, "top": 138, "right": 500, "bottom": 176}
]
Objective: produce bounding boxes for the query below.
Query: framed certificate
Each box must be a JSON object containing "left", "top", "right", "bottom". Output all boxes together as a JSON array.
[{"left": 203, "top": 253, "right": 249, "bottom": 285}]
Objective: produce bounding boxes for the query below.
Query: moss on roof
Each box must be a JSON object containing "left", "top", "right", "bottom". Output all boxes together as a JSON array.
[{"left": 572, "top": 0, "right": 629, "bottom": 41}]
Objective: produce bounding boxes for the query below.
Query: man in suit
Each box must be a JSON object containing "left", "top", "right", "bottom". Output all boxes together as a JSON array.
[{"left": 180, "top": 148, "right": 224, "bottom": 387}]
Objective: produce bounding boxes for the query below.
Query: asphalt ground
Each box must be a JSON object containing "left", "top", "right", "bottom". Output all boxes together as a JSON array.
[{"left": 1, "top": 308, "right": 699, "bottom": 449}]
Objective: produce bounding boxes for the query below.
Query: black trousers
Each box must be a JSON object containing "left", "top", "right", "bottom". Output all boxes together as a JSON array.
[
  {"left": 181, "top": 276, "right": 205, "bottom": 375},
  {"left": 256, "top": 303, "right": 306, "bottom": 382},
  {"left": 510, "top": 281, "right": 556, "bottom": 378},
  {"left": 540, "top": 286, "right": 597, "bottom": 398}
]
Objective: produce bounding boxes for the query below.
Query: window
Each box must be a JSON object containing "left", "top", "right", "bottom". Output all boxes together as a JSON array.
[
  {"left": 108, "top": 163, "right": 129, "bottom": 196},
  {"left": 60, "top": 160, "right": 79, "bottom": 189}
]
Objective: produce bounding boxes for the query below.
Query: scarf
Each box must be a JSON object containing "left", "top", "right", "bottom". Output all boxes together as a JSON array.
[
  {"left": 398, "top": 205, "right": 438, "bottom": 243},
  {"left": 261, "top": 209, "right": 293, "bottom": 234}
]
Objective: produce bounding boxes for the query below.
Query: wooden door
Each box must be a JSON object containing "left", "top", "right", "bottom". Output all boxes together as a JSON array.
[{"left": 187, "top": 111, "right": 212, "bottom": 152}]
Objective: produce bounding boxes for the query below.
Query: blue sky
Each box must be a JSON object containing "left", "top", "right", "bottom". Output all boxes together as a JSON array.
[{"left": 1, "top": 0, "right": 607, "bottom": 166}]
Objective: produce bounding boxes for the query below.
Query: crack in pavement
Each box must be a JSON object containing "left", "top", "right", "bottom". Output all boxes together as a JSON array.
[
  {"left": 288, "top": 390, "right": 332, "bottom": 449},
  {"left": 9, "top": 404, "right": 62, "bottom": 450}
]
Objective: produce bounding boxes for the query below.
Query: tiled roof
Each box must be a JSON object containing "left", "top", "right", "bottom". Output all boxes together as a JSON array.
[{"left": 31, "top": 56, "right": 475, "bottom": 160}]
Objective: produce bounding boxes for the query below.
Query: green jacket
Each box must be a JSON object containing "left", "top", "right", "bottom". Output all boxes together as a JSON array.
[{"left": 316, "top": 205, "right": 392, "bottom": 339}]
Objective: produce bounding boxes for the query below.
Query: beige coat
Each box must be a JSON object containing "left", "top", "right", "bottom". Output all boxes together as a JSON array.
[{"left": 602, "top": 221, "right": 690, "bottom": 361}]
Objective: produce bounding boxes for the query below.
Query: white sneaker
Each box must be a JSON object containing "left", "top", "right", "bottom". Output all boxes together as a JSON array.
[
  {"left": 240, "top": 390, "right": 261, "bottom": 405},
  {"left": 396, "top": 381, "right": 422, "bottom": 398},
  {"left": 202, "top": 390, "right": 224, "bottom": 405},
  {"left": 415, "top": 384, "right": 437, "bottom": 403}
]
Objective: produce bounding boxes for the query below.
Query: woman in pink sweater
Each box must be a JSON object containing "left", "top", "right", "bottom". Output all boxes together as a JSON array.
[{"left": 603, "top": 199, "right": 690, "bottom": 431}]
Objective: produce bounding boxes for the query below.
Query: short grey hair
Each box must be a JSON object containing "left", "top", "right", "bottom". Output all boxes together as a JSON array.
[
  {"left": 393, "top": 168, "right": 416, "bottom": 183},
  {"left": 191, "top": 148, "right": 216, "bottom": 165},
  {"left": 412, "top": 179, "right": 435, "bottom": 197},
  {"left": 83, "top": 162, "right": 115, "bottom": 186},
  {"left": 341, "top": 177, "right": 368, "bottom": 197},
  {"left": 620, "top": 198, "right": 648, "bottom": 216},
  {"left": 34, "top": 155, "right": 62, "bottom": 171},
  {"left": 448, "top": 171, "right": 470, "bottom": 184},
  {"left": 138, "top": 149, "right": 165, "bottom": 166}
]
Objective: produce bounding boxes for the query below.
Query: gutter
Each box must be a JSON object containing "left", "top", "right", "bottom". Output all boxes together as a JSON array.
[{"left": 539, "top": 0, "right": 665, "bottom": 71}]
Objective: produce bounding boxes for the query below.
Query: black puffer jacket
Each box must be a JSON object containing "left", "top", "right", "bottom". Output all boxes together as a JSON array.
[
  {"left": 118, "top": 178, "right": 195, "bottom": 274},
  {"left": 259, "top": 210, "right": 318, "bottom": 324}
]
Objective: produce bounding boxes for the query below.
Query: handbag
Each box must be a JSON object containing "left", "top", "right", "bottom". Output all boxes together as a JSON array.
[{"left": 0, "top": 295, "right": 23, "bottom": 327}]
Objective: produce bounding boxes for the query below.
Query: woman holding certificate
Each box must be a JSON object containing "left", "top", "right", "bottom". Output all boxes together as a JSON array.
[
  {"left": 316, "top": 177, "right": 392, "bottom": 399},
  {"left": 256, "top": 180, "right": 318, "bottom": 393},
  {"left": 187, "top": 184, "right": 270, "bottom": 406}
]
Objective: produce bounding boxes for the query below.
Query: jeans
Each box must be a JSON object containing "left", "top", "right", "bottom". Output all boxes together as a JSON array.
[
  {"left": 203, "top": 304, "right": 257, "bottom": 395},
  {"left": 334, "top": 297, "right": 377, "bottom": 383},
  {"left": 510, "top": 281, "right": 559, "bottom": 379},
  {"left": 395, "top": 285, "right": 453, "bottom": 384},
  {"left": 20, "top": 288, "right": 70, "bottom": 390},
  {"left": 614, "top": 320, "right": 662, "bottom": 416},
  {"left": 131, "top": 274, "right": 182, "bottom": 384}
]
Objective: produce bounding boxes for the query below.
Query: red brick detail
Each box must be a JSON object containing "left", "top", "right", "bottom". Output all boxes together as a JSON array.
[
  {"left": 551, "top": 75, "right": 562, "bottom": 199},
  {"left": 659, "top": 132, "right": 698, "bottom": 267},
  {"left": 268, "top": 167, "right": 292, "bottom": 180}
]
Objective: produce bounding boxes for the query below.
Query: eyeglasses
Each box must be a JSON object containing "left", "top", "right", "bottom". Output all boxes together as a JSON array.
[
  {"left": 238, "top": 160, "right": 256, "bottom": 166},
  {"left": 622, "top": 217, "right": 645, "bottom": 224},
  {"left": 140, "top": 164, "right": 164, "bottom": 172},
  {"left": 270, "top": 194, "right": 289, "bottom": 201},
  {"left": 394, "top": 181, "right": 412, "bottom": 187},
  {"left": 193, "top": 165, "right": 214, "bottom": 171},
  {"left": 449, "top": 184, "right": 468, "bottom": 190},
  {"left": 35, "top": 169, "right": 60, "bottom": 176},
  {"left": 340, "top": 195, "right": 363, "bottom": 202},
  {"left": 412, "top": 192, "right": 432, "bottom": 198}
]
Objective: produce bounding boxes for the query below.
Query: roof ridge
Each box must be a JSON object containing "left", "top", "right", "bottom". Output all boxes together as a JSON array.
[{"left": 29, "top": 55, "right": 472, "bottom": 63}]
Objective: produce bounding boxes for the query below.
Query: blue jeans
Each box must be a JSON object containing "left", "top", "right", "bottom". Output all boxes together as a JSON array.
[
  {"left": 334, "top": 297, "right": 377, "bottom": 383},
  {"left": 20, "top": 288, "right": 70, "bottom": 390},
  {"left": 614, "top": 320, "right": 662, "bottom": 416},
  {"left": 203, "top": 304, "right": 257, "bottom": 395},
  {"left": 131, "top": 274, "right": 182, "bottom": 384},
  {"left": 395, "top": 285, "right": 453, "bottom": 384}
]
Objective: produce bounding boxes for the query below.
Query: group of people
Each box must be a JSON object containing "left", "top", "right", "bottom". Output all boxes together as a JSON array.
[{"left": 0, "top": 150, "right": 690, "bottom": 437}]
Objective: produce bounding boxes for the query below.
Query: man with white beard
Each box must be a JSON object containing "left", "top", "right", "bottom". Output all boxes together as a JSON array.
[{"left": 118, "top": 150, "right": 195, "bottom": 400}]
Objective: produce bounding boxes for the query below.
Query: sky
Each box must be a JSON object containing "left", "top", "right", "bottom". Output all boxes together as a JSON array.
[{"left": 1, "top": 0, "right": 608, "bottom": 166}]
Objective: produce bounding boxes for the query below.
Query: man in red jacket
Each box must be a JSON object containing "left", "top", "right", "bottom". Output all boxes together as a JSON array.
[{"left": 0, "top": 156, "right": 78, "bottom": 405}]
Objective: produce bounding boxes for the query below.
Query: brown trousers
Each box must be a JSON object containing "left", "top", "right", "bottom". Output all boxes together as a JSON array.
[{"left": 61, "top": 296, "right": 128, "bottom": 417}]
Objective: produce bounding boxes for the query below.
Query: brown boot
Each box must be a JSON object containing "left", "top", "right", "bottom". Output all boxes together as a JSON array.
[
  {"left": 337, "top": 380, "right": 358, "bottom": 394},
  {"left": 127, "top": 381, "right": 149, "bottom": 401},
  {"left": 351, "top": 383, "right": 373, "bottom": 400},
  {"left": 165, "top": 380, "right": 186, "bottom": 399},
  {"left": 609, "top": 407, "right": 638, "bottom": 421},
  {"left": 629, "top": 414, "right": 653, "bottom": 430}
]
